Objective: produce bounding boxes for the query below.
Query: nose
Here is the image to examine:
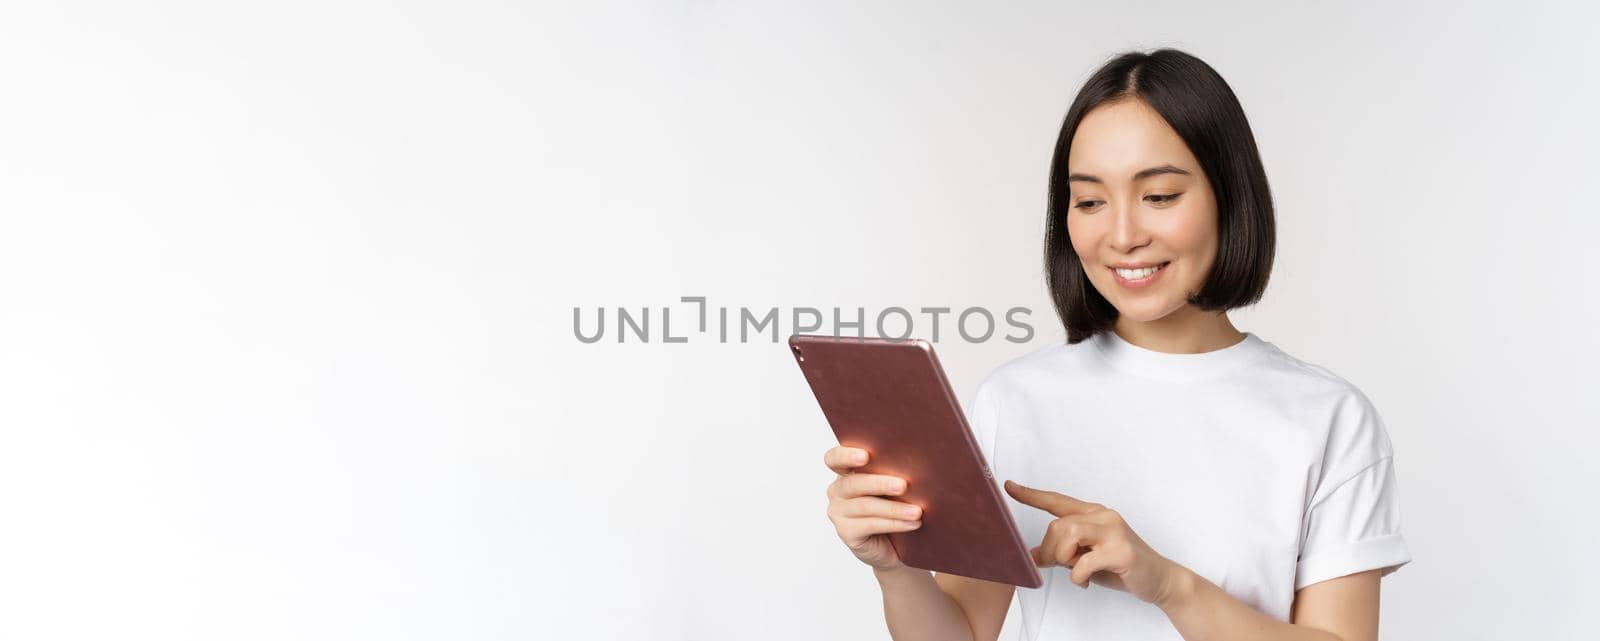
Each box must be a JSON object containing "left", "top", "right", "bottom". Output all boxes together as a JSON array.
[{"left": 1107, "top": 200, "right": 1151, "bottom": 254}]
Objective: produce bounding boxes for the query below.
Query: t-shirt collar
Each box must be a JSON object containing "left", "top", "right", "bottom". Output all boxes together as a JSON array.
[{"left": 1089, "top": 329, "right": 1272, "bottom": 381}]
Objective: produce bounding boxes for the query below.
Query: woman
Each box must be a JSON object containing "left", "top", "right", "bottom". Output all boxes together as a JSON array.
[{"left": 821, "top": 48, "right": 1411, "bottom": 641}]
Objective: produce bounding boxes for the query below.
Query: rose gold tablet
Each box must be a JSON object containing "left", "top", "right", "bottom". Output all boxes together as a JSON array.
[{"left": 789, "top": 334, "right": 1042, "bottom": 589}]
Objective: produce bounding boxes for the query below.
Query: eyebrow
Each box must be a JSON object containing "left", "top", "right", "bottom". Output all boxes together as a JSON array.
[{"left": 1066, "top": 164, "right": 1192, "bottom": 184}]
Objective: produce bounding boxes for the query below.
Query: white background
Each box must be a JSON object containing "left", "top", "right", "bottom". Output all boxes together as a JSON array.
[{"left": 2, "top": 1, "right": 1596, "bottom": 639}]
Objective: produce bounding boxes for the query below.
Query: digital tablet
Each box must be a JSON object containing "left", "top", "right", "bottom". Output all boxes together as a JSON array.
[{"left": 789, "top": 334, "right": 1042, "bottom": 589}]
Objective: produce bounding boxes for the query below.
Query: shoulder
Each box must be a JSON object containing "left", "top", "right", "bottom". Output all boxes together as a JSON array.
[
  {"left": 1253, "top": 339, "right": 1397, "bottom": 475},
  {"left": 1250, "top": 339, "right": 1377, "bottom": 408}
]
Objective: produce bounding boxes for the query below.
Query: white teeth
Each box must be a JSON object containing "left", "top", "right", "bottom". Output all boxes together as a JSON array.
[{"left": 1115, "top": 265, "right": 1162, "bottom": 280}]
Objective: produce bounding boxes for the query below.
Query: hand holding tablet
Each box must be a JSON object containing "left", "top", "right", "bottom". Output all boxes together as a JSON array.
[
  {"left": 821, "top": 444, "right": 925, "bottom": 571},
  {"left": 793, "top": 334, "right": 1042, "bottom": 589}
]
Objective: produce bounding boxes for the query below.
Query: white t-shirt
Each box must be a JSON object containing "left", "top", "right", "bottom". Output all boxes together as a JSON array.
[{"left": 963, "top": 330, "right": 1411, "bottom": 640}]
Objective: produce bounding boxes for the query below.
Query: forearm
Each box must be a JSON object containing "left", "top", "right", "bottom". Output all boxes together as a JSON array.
[
  {"left": 873, "top": 565, "right": 975, "bottom": 641},
  {"left": 1158, "top": 568, "right": 1341, "bottom": 641}
]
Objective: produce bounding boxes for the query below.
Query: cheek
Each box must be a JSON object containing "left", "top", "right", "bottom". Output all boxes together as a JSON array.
[
  {"left": 1066, "top": 215, "right": 1101, "bottom": 261},
  {"left": 1158, "top": 205, "right": 1219, "bottom": 261}
]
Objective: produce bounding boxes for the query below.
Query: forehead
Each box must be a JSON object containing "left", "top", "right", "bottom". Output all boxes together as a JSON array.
[{"left": 1068, "top": 99, "right": 1200, "bottom": 178}]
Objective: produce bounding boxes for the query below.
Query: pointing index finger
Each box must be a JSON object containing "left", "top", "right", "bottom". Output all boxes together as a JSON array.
[{"left": 1004, "top": 479, "right": 1098, "bottom": 517}]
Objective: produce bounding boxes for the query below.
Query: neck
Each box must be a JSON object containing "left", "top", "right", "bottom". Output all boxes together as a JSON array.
[{"left": 1111, "top": 306, "right": 1245, "bottom": 354}]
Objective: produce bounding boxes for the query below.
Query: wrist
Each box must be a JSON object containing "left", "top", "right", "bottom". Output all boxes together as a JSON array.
[{"left": 1154, "top": 561, "right": 1199, "bottom": 612}]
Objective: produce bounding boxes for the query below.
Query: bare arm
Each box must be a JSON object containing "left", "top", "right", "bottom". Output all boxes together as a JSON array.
[
  {"left": 874, "top": 567, "right": 1014, "bottom": 641},
  {"left": 1158, "top": 568, "right": 1383, "bottom": 641},
  {"left": 933, "top": 572, "right": 1015, "bottom": 641}
]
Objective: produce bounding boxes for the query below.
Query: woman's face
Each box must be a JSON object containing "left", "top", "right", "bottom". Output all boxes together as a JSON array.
[{"left": 1065, "top": 98, "right": 1219, "bottom": 324}]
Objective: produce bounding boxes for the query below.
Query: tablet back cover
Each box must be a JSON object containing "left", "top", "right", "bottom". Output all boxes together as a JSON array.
[{"left": 790, "top": 334, "right": 1042, "bottom": 589}]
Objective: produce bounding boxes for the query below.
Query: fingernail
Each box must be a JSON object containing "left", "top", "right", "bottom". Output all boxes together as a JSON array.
[{"left": 903, "top": 506, "right": 922, "bottom": 519}]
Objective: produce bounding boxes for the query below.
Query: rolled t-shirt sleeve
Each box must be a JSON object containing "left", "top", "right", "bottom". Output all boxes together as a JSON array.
[
  {"left": 1295, "top": 454, "right": 1413, "bottom": 591},
  {"left": 1295, "top": 388, "right": 1413, "bottom": 591}
]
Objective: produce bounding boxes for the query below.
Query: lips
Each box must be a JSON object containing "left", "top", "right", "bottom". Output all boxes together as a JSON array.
[{"left": 1108, "top": 261, "right": 1170, "bottom": 288}]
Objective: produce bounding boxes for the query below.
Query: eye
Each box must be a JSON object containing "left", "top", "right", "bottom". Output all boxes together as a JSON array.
[
  {"left": 1145, "top": 193, "right": 1182, "bottom": 205},
  {"left": 1073, "top": 199, "right": 1103, "bottom": 211}
]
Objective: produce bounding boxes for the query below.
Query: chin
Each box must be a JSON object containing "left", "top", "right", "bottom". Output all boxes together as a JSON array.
[{"left": 1108, "top": 296, "right": 1187, "bottom": 323}]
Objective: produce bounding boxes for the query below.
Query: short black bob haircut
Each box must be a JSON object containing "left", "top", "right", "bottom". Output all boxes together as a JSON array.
[{"left": 1046, "top": 48, "right": 1275, "bottom": 344}]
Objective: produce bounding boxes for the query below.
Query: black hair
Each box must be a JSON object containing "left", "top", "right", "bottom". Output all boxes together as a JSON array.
[{"left": 1045, "top": 48, "right": 1275, "bottom": 344}]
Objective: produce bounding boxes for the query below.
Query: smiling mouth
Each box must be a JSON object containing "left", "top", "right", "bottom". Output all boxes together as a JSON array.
[{"left": 1110, "top": 262, "right": 1170, "bottom": 281}]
